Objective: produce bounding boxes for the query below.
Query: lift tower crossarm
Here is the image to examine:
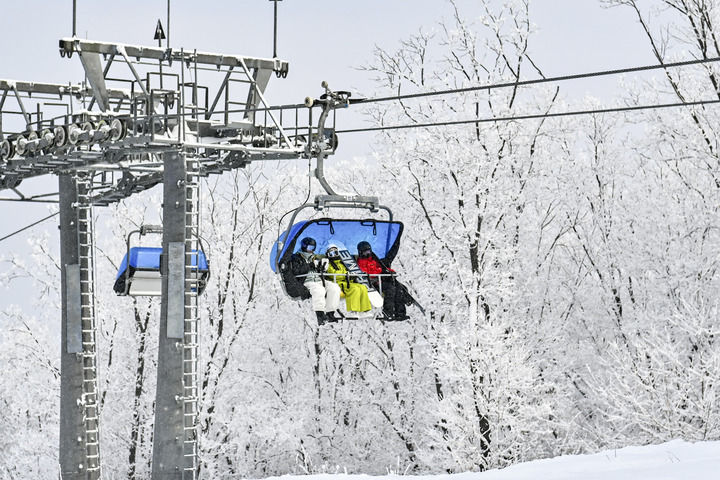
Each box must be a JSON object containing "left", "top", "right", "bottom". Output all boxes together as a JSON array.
[{"left": 59, "top": 38, "right": 290, "bottom": 74}]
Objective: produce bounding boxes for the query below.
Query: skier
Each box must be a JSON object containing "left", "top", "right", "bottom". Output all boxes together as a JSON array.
[
  {"left": 325, "top": 244, "right": 373, "bottom": 315},
  {"left": 356, "top": 241, "right": 413, "bottom": 321},
  {"left": 286, "top": 237, "right": 341, "bottom": 325}
]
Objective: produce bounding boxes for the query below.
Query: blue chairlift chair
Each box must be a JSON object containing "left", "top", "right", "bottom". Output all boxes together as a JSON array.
[
  {"left": 114, "top": 225, "right": 209, "bottom": 296},
  {"left": 270, "top": 194, "right": 417, "bottom": 320},
  {"left": 270, "top": 217, "right": 403, "bottom": 280}
]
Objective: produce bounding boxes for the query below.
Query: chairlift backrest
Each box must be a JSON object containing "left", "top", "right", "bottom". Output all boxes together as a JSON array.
[{"left": 271, "top": 217, "right": 403, "bottom": 280}]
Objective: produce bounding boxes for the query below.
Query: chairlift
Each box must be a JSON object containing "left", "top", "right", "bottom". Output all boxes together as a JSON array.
[
  {"left": 270, "top": 203, "right": 424, "bottom": 321},
  {"left": 270, "top": 82, "right": 422, "bottom": 320},
  {"left": 113, "top": 225, "right": 209, "bottom": 296},
  {"left": 271, "top": 213, "right": 406, "bottom": 320},
  {"left": 271, "top": 180, "right": 400, "bottom": 298},
  {"left": 270, "top": 173, "right": 407, "bottom": 319}
]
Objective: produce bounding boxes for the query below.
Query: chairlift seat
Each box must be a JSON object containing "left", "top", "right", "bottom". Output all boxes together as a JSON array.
[{"left": 114, "top": 246, "right": 209, "bottom": 296}]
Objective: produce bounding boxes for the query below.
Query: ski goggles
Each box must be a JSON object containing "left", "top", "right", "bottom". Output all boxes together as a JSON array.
[
  {"left": 327, "top": 248, "right": 339, "bottom": 258},
  {"left": 360, "top": 249, "right": 372, "bottom": 257},
  {"left": 304, "top": 244, "right": 315, "bottom": 252}
]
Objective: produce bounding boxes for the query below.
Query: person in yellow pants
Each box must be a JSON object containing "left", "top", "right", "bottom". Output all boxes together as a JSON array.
[{"left": 325, "top": 245, "right": 372, "bottom": 314}]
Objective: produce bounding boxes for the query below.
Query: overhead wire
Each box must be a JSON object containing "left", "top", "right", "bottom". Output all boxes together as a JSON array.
[
  {"left": 0, "top": 198, "right": 59, "bottom": 203},
  {"left": 228, "top": 57, "right": 720, "bottom": 117},
  {"left": 336, "top": 98, "right": 720, "bottom": 134},
  {"left": 327, "top": 55, "right": 720, "bottom": 133},
  {"left": 351, "top": 55, "right": 720, "bottom": 105},
  {"left": 0, "top": 211, "right": 58, "bottom": 243}
]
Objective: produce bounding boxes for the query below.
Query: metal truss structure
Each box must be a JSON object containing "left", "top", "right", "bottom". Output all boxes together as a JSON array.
[
  {"left": 0, "top": 38, "right": 338, "bottom": 204},
  {"left": 1, "top": 37, "right": 343, "bottom": 479}
]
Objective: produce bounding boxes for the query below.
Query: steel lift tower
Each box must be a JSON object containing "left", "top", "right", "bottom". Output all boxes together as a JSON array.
[{"left": 0, "top": 36, "right": 343, "bottom": 479}]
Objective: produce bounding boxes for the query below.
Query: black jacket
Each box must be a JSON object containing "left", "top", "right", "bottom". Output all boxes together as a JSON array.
[{"left": 281, "top": 252, "right": 315, "bottom": 299}]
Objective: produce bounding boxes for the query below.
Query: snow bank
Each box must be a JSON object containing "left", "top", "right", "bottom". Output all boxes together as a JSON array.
[
  {"left": 262, "top": 440, "right": 720, "bottom": 480},
  {"left": 464, "top": 439, "right": 720, "bottom": 480}
]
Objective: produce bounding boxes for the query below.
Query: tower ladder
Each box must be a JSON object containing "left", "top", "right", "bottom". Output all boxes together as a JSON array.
[
  {"left": 182, "top": 154, "right": 201, "bottom": 478},
  {"left": 75, "top": 173, "right": 102, "bottom": 479}
]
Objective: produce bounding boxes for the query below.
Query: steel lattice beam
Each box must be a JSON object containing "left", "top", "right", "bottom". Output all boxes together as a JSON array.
[
  {"left": 1, "top": 37, "right": 322, "bottom": 201},
  {"left": 58, "top": 38, "right": 289, "bottom": 75},
  {"left": 0, "top": 79, "right": 131, "bottom": 99}
]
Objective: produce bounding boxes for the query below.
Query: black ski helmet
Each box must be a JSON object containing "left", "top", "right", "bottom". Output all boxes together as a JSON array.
[
  {"left": 300, "top": 237, "right": 317, "bottom": 252},
  {"left": 357, "top": 241, "right": 372, "bottom": 254}
]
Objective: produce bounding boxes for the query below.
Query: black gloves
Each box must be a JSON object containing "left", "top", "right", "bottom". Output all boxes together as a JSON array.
[{"left": 300, "top": 287, "right": 312, "bottom": 300}]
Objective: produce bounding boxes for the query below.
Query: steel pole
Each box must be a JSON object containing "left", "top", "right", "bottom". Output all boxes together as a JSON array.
[
  {"left": 273, "top": 0, "right": 278, "bottom": 58},
  {"left": 58, "top": 173, "right": 87, "bottom": 480},
  {"left": 167, "top": 0, "right": 171, "bottom": 48},
  {"left": 72, "top": 0, "right": 77, "bottom": 37},
  {"left": 151, "top": 150, "right": 187, "bottom": 479}
]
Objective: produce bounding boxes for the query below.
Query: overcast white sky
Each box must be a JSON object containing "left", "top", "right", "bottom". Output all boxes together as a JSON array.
[{"left": 0, "top": 0, "right": 654, "bottom": 310}]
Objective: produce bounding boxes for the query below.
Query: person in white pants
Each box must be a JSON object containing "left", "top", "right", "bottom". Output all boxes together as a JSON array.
[
  {"left": 306, "top": 280, "right": 341, "bottom": 315},
  {"left": 289, "top": 236, "right": 341, "bottom": 325}
]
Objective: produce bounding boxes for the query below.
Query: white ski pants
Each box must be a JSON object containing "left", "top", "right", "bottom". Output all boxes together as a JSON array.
[
  {"left": 306, "top": 280, "right": 341, "bottom": 312},
  {"left": 367, "top": 290, "right": 384, "bottom": 309}
]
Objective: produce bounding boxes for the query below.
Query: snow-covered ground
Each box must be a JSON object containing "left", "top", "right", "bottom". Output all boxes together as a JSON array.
[{"left": 268, "top": 440, "right": 720, "bottom": 480}]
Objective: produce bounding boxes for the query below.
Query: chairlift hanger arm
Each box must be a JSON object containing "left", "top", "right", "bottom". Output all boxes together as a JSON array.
[
  {"left": 302, "top": 84, "right": 396, "bottom": 220},
  {"left": 304, "top": 82, "right": 352, "bottom": 196},
  {"left": 122, "top": 228, "right": 143, "bottom": 295}
]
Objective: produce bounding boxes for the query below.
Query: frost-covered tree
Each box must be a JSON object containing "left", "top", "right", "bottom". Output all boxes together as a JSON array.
[
  {"left": 0, "top": 308, "right": 58, "bottom": 479},
  {"left": 362, "top": 0, "right": 569, "bottom": 471},
  {"left": 571, "top": 0, "right": 720, "bottom": 446}
]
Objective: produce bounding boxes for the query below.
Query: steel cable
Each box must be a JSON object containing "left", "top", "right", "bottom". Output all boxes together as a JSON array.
[
  {"left": 0, "top": 211, "right": 58, "bottom": 243},
  {"left": 351, "top": 56, "right": 720, "bottom": 105},
  {"left": 336, "top": 98, "right": 720, "bottom": 134}
]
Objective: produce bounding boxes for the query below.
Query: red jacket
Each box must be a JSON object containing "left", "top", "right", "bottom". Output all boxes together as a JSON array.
[
  {"left": 358, "top": 254, "right": 398, "bottom": 294},
  {"left": 357, "top": 255, "right": 395, "bottom": 277},
  {"left": 357, "top": 256, "right": 383, "bottom": 275}
]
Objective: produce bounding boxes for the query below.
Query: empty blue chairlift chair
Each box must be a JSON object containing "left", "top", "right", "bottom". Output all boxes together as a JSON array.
[{"left": 114, "top": 225, "right": 209, "bottom": 296}]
